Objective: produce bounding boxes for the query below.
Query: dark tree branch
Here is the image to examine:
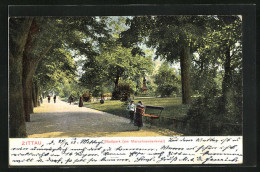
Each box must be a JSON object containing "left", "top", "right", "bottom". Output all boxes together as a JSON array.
[{"left": 36, "top": 45, "right": 52, "bottom": 63}]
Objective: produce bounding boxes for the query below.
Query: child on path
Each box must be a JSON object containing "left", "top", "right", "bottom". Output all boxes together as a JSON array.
[{"left": 126, "top": 100, "right": 136, "bottom": 123}]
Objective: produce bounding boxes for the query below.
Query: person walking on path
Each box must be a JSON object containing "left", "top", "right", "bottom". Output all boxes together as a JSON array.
[
  {"left": 79, "top": 96, "right": 83, "bottom": 107},
  {"left": 47, "top": 95, "right": 51, "bottom": 103},
  {"left": 53, "top": 95, "right": 56, "bottom": 103},
  {"left": 69, "top": 96, "right": 72, "bottom": 105},
  {"left": 126, "top": 100, "right": 136, "bottom": 124},
  {"left": 135, "top": 101, "right": 145, "bottom": 130}
]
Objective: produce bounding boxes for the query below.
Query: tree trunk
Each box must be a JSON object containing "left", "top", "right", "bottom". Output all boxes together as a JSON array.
[
  {"left": 115, "top": 75, "right": 119, "bottom": 89},
  {"left": 32, "top": 81, "right": 40, "bottom": 107},
  {"left": 9, "top": 18, "right": 33, "bottom": 138},
  {"left": 22, "top": 18, "right": 51, "bottom": 121},
  {"left": 35, "top": 82, "right": 40, "bottom": 106},
  {"left": 22, "top": 54, "right": 35, "bottom": 122},
  {"left": 32, "top": 81, "right": 37, "bottom": 107},
  {"left": 222, "top": 46, "right": 232, "bottom": 113},
  {"left": 180, "top": 46, "right": 191, "bottom": 104},
  {"left": 9, "top": 54, "right": 27, "bottom": 138},
  {"left": 112, "top": 75, "right": 120, "bottom": 100},
  {"left": 21, "top": 18, "right": 38, "bottom": 122}
]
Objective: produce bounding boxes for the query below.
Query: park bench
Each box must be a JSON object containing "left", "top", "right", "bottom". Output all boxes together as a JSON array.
[{"left": 143, "top": 105, "right": 164, "bottom": 127}]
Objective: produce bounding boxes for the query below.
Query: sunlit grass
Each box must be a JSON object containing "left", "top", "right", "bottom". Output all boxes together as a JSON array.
[{"left": 84, "top": 97, "right": 189, "bottom": 120}]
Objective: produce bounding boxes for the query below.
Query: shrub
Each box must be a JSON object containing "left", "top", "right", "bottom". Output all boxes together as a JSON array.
[
  {"left": 82, "top": 92, "right": 92, "bottom": 102},
  {"left": 112, "top": 82, "right": 134, "bottom": 101},
  {"left": 154, "top": 62, "right": 181, "bottom": 97},
  {"left": 185, "top": 87, "right": 242, "bottom": 136}
]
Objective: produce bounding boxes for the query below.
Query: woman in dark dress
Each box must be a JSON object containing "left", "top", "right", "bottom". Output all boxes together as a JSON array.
[
  {"left": 69, "top": 95, "right": 73, "bottom": 105},
  {"left": 135, "top": 101, "right": 145, "bottom": 130},
  {"left": 79, "top": 96, "right": 83, "bottom": 107}
]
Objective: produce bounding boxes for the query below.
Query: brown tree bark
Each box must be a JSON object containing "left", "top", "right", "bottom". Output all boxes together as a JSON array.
[
  {"left": 9, "top": 18, "right": 33, "bottom": 138},
  {"left": 22, "top": 55, "right": 35, "bottom": 122},
  {"left": 114, "top": 75, "right": 120, "bottom": 89},
  {"left": 22, "top": 18, "right": 39, "bottom": 122},
  {"left": 22, "top": 45, "right": 51, "bottom": 121},
  {"left": 35, "top": 82, "right": 40, "bottom": 106},
  {"left": 222, "top": 46, "right": 232, "bottom": 113},
  {"left": 112, "top": 75, "right": 120, "bottom": 100},
  {"left": 22, "top": 18, "right": 52, "bottom": 121},
  {"left": 180, "top": 46, "right": 191, "bottom": 104},
  {"left": 9, "top": 53, "right": 27, "bottom": 137},
  {"left": 32, "top": 81, "right": 37, "bottom": 107}
]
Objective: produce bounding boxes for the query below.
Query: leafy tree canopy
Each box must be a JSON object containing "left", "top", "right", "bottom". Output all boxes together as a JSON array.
[{"left": 80, "top": 43, "right": 154, "bottom": 91}]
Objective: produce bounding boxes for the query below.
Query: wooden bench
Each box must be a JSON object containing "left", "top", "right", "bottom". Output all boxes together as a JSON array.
[{"left": 143, "top": 105, "right": 164, "bottom": 127}]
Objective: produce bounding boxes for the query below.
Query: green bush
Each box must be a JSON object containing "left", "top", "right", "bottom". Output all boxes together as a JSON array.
[
  {"left": 82, "top": 92, "right": 92, "bottom": 102},
  {"left": 112, "top": 82, "right": 134, "bottom": 101},
  {"left": 154, "top": 62, "right": 181, "bottom": 97},
  {"left": 185, "top": 87, "right": 242, "bottom": 136}
]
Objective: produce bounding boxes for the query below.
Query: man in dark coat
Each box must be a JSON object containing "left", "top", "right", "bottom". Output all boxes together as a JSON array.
[
  {"left": 47, "top": 95, "right": 51, "bottom": 103},
  {"left": 53, "top": 95, "right": 56, "bottom": 103}
]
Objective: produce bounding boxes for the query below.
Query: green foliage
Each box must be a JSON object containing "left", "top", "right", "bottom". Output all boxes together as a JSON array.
[
  {"left": 120, "top": 16, "right": 214, "bottom": 104},
  {"left": 190, "top": 64, "right": 221, "bottom": 97},
  {"left": 186, "top": 16, "right": 242, "bottom": 135},
  {"left": 91, "top": 85, "right": 111, "bottom": 97},
  {"left": 82, "top": 92, "right": 92, "bottom": 102},
  {"left": 154, "top": 62, "right": 181, "bottom": 97},
  {"left": 31, "top": 16, "right": 111, "bottom": 96},
  {"left": 112, "top": 81, "right": 134, "bottom": 101},
  {"left": 57, "top": 80, "right": 86, "bottom": 100},
  {"left": 78, "top": 17, "right": 154, "bottom": 98},
  {"left": 34, "top": 48, "right": 76, "bottom": 93},
  {"left": 80, "top": 42, "right": 154, "bottom": 94},
  {"left": 120, "top": 16, "right": 209, "bottom": 62},
  {"left": 186, "top": 87, "right": 242, "bottom": 136},
  {"left": 10, "top": 16, "right": 243, "bottom": 136}
]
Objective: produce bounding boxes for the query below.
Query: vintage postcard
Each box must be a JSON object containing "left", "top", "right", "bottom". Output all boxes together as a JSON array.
[{"left": 8, "top": 5, "right": 255, "bottom": 167}]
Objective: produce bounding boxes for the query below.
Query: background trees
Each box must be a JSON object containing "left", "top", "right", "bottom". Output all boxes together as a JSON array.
[
  {"left": 186, "top": 16, "right": 242, "bottom": 135},
  {"left": 79, "top": 17, "right": 154, "bottom": 100},
  {"left": 9, "top": 16, "right": 110, "bottom": 137},
  {"left": 120, "top": 16, "right": 209, "bottom": 104},
  {"left": 9, "top": 15, "right": 243, "bottom": 137},
  {"left": 34, "top": 47, "right": 77, "bottom": 101},
  {"left": 154, "top": 62, "right": 181, "bottom": 97},
  {"left": 119, "top": 15, "right": 242, "bottom": 135},
  {"left": 80, "top": 43, "right": 154, "bottom": 100}
]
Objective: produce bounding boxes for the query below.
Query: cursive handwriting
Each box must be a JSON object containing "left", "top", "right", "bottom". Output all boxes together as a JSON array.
[{"left": 9, "top": 136, "right": 242, "bottom": 165}]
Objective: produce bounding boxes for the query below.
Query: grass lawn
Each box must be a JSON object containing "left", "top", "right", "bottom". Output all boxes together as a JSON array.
[{"left": 84, "top": 97, "right": 189, "bottom": 120}]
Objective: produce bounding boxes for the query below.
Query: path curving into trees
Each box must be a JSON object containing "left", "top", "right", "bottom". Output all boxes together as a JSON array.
[
  {"left": 26, "top": 97, "right": 182, "bottom": 138},
  {"left": 9, "top": 16, "right": 242, "bottom": 137}
]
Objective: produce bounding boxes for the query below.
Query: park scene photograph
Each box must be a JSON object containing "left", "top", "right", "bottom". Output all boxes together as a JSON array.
[{"left": 9, "top": 15, "right": 242, "bottom": 138}]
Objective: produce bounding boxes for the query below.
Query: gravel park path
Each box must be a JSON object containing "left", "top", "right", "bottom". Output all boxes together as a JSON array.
[{"left": 26, "top": 97, "right": 182, "bottom": 138}]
